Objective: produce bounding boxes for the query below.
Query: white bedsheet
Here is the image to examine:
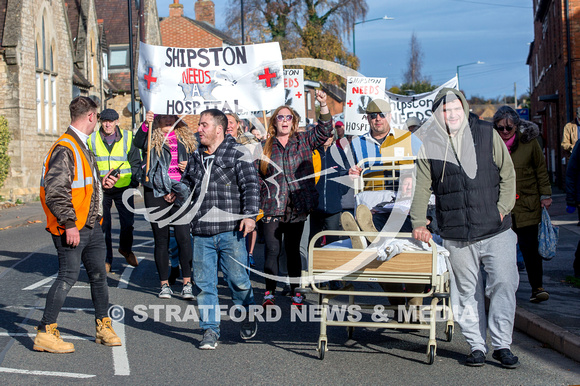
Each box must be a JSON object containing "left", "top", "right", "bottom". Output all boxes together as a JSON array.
[{"left": 322, "top": 237, "right": 448, "bottom": 275}]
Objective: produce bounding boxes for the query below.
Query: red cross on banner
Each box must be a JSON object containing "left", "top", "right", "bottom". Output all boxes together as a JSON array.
[
  {"left": 144, "top": 67, "right": 157, "bottom": 90},
  {"left": 347, "top": 100, "right": 353, "bottom": 107},
  {"left": 295, "top": 91, "right": 302, "bottom": 98},
  {"left": 258, "top": 67, "right": 277, "bottom": 88}
]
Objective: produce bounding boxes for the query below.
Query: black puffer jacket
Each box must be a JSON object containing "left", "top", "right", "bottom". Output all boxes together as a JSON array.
[{"left": 566, "top": 139, "right": 580, "bottom": 206}]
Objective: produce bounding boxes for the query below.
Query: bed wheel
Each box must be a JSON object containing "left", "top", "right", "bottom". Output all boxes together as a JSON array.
[
  {"left": 319, "top": 341, "right": 326, "bottom": 360},
  {"left": 347, "top": 326, "right": 354, "bottom": 339},
  {"left": 445, "top": 325, "right": 453, "bottom": 342},
  {"left": 427, "top": 345, "right": 435, "bottom": 365}
]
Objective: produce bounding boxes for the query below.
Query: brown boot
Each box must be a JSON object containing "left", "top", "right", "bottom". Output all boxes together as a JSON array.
[
  {"left": 33, "top": 323, "right": 75, "bottom": 353},
  {"left": 340, "top": 211, "right": 367, "bottom": 249},
  {"left": 355, "top": 205, "right": 378, "bottom": 243},
  {"left": 96, "top": 317, "right": 122, "bottom": 346},
  {"left": 118, "top": 249, "right": 139, "bottom": 267}
]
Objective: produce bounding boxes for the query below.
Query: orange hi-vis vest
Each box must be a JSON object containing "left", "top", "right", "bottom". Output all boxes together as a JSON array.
[{"left": 40, "top": 133, "right": 95, "bottom": 235}]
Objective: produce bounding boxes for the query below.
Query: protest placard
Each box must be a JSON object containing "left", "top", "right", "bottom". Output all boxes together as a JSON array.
[
  {"left": 283, "top": 69, "right": 306, "bottom": 127},
  {"left": 386, "top": 76, "right": 458, "bottom": 129},
  {"left": 343, "top": 76, "right": 459, "bottom": 135},
  {"left": 344, "top": 77, "right": 387, "bottom": 136},
  {"left": 138, "top": 41, "right": 285, "bottom": 115}
]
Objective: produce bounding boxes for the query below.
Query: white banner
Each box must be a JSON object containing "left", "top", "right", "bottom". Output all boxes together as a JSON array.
[
  {"left": 343, "top": 76, "right": 459, "bottom": 135},
  {"left": 283, "top": 69, "right": 306, "bottom": 127},
  {"left": 386, "top": 76, "right": 458, "bottom": 129},
  {"left": 344, "top": 77, "right": 387, "bottom": 136},
  {"left": 137, "top": 41, "right": 285, "bottom": 115}
]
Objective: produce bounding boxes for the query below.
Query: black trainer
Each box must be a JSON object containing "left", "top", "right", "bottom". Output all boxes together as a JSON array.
[
  {"left": 465, "top": 350, "right": 486, "bottom": 367},
  {"left": 492, "top": 349, "right": 520, "bottom": 369},
  {"left": 240, "top": 317, "right": 257, "bottom": 340}
]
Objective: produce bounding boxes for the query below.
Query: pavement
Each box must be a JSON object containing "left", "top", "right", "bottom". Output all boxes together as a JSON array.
[{"left": 1, "top": 195, "right": 579, "bottom": 363}]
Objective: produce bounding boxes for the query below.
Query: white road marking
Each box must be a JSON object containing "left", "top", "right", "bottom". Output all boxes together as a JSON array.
[
  {"left": 112, "top": 318, "right": 130, "bottom": 376},
  {"left": 0, "top": 332, "right": 93, "bottom": 341},
  {"left": 5, "top": 306, "right": 95, "bottom": 312},
  {"left": 0, "top": 251, "right": 37, "bottom": 280},
  {"left": 0, "top": 367, "right": 95, "bottom": 378},
  {"left": 110, "top": 254, "right": 146, "bottom": 376},
  {"left": 118, "top": 256, "right": 145, "bottom": 289},
  {"left": 22, "top": 274, "right": 57, "bottom": 290},
  {"left": 22, "top": 264, "right": 86, "bottom": 291},
  {"left": 134, "top": 240, "right": 154, "bottom": 248}
]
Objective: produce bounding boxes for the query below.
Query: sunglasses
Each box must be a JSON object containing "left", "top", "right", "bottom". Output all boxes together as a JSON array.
[
  {"left": 276, "top": 114, "right": 293, "bottom": 122},
  {"left": 369, "top": 112, "right": 386, "bottom": 120},
  {"left": 495, "top": 125, "right": 514, "bottom": 132}
]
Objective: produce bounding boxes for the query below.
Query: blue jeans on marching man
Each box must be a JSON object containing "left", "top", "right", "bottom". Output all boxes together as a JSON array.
[
  {"left": 182, "top": 109, "right": 260, "bottom": 349},
  {"left": 193, "top": 230, "right": 254, "bottom": 335}
]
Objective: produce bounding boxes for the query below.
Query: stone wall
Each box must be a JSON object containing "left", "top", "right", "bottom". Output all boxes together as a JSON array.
[{"left": 0, "top": 0, "right": 74, "bottom": 201}]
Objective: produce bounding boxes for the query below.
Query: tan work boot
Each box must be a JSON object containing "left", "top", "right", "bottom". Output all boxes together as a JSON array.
[
  {"left": 96, "top": 317, "right": 122, "bottom": 346},
  {"left": 33, "top": 323, "right": 75, "bottom": 353},
  {"left": 118, "top": 249, "right": 139, "bottom": 267}
]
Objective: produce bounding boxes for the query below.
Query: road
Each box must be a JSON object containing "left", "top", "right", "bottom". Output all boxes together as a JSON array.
[{"left": 0, "top": 213, "right": 579, "bottom": 384}]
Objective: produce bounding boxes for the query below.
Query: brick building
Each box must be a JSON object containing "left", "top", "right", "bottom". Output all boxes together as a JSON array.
[
  {"left": 0, "top": 0, "right": 160, "bottom": 200},
  {"left": 527, "top": 0, "right": 580, "bottom": 186}
]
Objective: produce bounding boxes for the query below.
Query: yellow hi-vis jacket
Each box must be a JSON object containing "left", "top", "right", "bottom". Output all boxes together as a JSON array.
[
  {"left": 40, "top": 133, "right": 95, "bottom": 235},
  {"left": 87, "top": 128, "right": 133, "bottom": 188}
]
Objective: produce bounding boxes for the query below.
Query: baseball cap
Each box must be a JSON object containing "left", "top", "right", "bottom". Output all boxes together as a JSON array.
[{"left": 366, "top": 99, "right": 392, "bottom": 114}]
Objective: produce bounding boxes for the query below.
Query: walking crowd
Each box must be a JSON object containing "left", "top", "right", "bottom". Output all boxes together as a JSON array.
[{"left": 33, "top": 86, "right": 578, "bottom": 368}]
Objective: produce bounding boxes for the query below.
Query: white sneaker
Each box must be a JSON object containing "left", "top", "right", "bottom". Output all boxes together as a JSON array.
[
  {"left": 181, "top": 282, "right": 195, "bottom": 300},
  {"left": 158, "top": 284, "right": 173, "bottom": 299}
]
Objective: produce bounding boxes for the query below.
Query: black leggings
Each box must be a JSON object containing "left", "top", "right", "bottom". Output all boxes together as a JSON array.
[
  {"left": 263, "top": 220, "right": 305, "bottom": 293},
  {"left": 514, "top": 224, "right": 543, "bottom": 290},
  {"left": 144, "top": 187, "right": 192, "bottom": 282}
]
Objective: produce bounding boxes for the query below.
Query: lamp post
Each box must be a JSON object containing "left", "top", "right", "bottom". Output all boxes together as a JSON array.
[
  {"left": 241, "top": 0, "right": 244, "bottom": 45},
  {"left": 456, "top": 61, "right": 484, "bottom": 91},
  {"left": 353, "top": 15, "right": 394, "bottom": 56}
]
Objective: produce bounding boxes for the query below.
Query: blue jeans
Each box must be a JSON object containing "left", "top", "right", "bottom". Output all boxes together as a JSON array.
[{"left": 193, "top": 230, "right": 255, "bottom": 336}]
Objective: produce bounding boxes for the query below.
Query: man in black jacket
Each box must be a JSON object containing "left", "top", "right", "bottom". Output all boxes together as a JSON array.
[
  {"left": 411, "top": 88, "right": 519, "bottom": 369},
  {"left": 183, "top": 108, "right": 259, "bottom": 350},
  {"left": 87, "top": 108, "right": 141, "bottom": 272}
]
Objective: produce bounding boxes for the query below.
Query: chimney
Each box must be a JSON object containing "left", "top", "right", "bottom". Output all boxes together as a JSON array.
[
  {"left": 169, "top": 0, "right": 184, "bottom": 18},
  {"left": 195, "top": 0, "right": 215, "bottom": 26}
]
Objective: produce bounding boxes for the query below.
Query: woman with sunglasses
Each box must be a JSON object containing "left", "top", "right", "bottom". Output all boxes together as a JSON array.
[
  {"left": 134, "top": 112, "right": 198, "bottom": 299},
  {"left": 492, "top": 106, "right": 552, "bottom": 303},
  {"left": 258, "top": 90, "right": 333, "bottom": 307}
]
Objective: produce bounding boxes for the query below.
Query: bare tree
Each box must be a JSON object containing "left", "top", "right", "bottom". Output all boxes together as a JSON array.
[
  {"left": 224, "top": 1, "right": 301, "bottom": 45},
  {"left": 403, "top": 32, "right": 423, "bottom": 85},
  {"left": 224, "top": 0, "right": 368, "bottom": 83}
]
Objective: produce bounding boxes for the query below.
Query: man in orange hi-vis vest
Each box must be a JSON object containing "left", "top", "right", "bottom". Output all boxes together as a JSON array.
[{"left": 35, "top": 96, "right": 121, "bottom": 354}]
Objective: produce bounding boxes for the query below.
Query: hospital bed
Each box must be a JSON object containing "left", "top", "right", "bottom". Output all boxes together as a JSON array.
[{"left": 300, "top": 157, "right": 453, "bottom": 364}]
